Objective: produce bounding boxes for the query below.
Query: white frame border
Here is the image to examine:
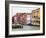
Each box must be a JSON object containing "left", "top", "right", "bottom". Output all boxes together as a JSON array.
[{"left": 9, "top": 4, "right": 43, "bottom": 35}]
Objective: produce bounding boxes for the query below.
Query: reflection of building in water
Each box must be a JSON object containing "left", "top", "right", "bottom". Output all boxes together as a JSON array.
[{"left": 31, "top": 8, "right": 40, "bottom": 26}]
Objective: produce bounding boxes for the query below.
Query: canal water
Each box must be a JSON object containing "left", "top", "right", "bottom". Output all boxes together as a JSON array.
[{"left": 12, "top": 25, "right": 40, "bottom": 31}]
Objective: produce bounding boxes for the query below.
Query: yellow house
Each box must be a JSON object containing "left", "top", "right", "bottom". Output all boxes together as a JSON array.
[
  {"left": 32, "top": 8, "right": 40, "bottom": 26},
  {"left": 32, "top": 8, "right": 40, "bottom": 17},
  {"left": 38, "top": 8, "right": 40, "bottom": 17}
]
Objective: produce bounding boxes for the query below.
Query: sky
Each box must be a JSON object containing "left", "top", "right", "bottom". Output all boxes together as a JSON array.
[{"left": 11, "top": 4, "right": 39, "bottom": 16}]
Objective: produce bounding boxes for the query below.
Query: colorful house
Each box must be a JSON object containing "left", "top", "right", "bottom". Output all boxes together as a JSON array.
[{"left": 32, "top": 8, "right": 40, "bottom": 26}]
